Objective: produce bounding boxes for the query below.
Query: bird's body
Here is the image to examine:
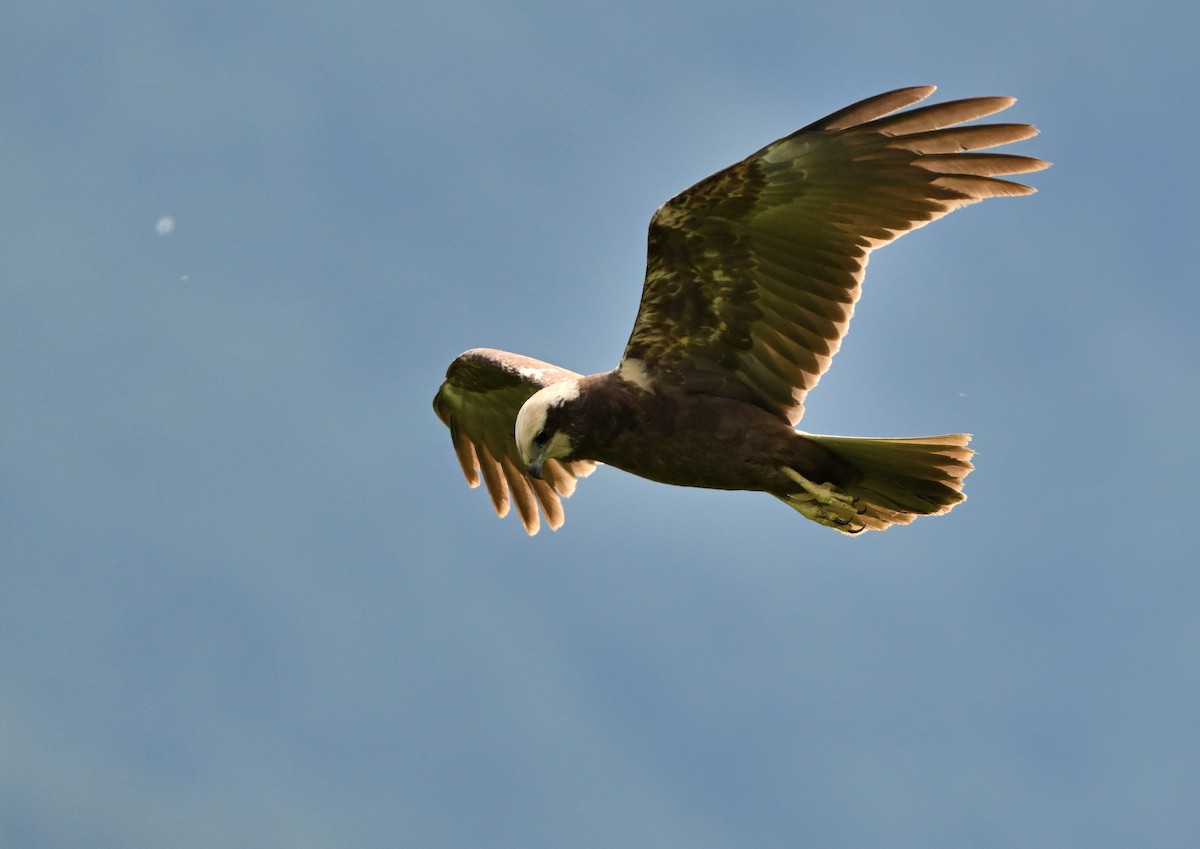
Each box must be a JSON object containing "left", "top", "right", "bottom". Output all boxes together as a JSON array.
[
  {"left": 433, "top": 86, "right": 1047, "bottom": 535},
  {"left": 531, "top": 368, "right": 855, "bottom": 493}
]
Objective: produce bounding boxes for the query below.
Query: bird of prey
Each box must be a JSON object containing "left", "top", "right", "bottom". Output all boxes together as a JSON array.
[{"left": 433, "top": 86, "right": 1047, "bottom": 535}]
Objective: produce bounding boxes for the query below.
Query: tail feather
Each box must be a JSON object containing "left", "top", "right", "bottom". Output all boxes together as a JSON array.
[{"left": 781, "top": 433, "right": 974, "bottom": 533}]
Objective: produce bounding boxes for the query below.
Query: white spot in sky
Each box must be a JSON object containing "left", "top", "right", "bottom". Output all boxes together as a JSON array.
[{"left": 156, "top": 216, "right": 175, "bottom": 236}]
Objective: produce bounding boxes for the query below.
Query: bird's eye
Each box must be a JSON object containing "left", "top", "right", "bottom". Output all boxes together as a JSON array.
[{"left": 532, "top": 430, "right": 550, "bottom": 447}]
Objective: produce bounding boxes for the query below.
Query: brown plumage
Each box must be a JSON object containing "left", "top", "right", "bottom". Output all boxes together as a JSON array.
[{"left": 433, "top": 86, "right": 1048, "bottom": 535}]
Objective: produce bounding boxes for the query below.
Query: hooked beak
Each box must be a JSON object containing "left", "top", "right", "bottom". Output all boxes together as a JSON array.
[{"left": 526, "top": 458, "right": 544, "bottom": 480}]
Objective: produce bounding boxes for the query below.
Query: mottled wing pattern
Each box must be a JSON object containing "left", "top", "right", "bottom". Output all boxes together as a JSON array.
[
  {"left": 621, "top": 86, "right": 1049, "bottom": 424},
  {"left": 433, "top": 348, "right": 597, "bottom": 534}
]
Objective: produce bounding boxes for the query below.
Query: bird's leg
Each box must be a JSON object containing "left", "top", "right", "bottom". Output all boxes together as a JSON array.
[{"left": 780, "top": 466, "right": 865, "bottom": 531}]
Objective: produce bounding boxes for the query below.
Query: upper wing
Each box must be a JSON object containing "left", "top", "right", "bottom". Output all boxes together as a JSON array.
[
  {"left": 432, "top": 348, "right": 597, "bottom": 535},
  {"left": 620, "top": 86, "right": 1049, "bottom": 424}
]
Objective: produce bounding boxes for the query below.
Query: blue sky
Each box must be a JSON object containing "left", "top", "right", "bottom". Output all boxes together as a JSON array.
[{"left": 3, "top": 1, "right": 1198, "bottom": 847}]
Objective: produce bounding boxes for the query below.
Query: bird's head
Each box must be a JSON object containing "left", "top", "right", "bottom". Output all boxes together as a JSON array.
[{"left": 515, "top": 379, "right": 581, "bottom": 479}]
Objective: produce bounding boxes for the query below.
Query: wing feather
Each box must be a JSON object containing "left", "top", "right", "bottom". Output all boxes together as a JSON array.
[
  {"left": 814, "top": 85, "right": 936, "bottom": 131},
  {"left": 853, "top": 96, "right": 1017, "bottom": 135},
  {"left": 620, "top": 86, "right": 1048, "bottom": 423},
  {"left": 530, "top": 474, "right": 567, "bottom": 529},
  {"left": 475, "top": 441, "right": 511, "bottom": 518},
  {"left": 913, "top": 153, "right": 1047, "bottom": 176},
  {"left": 499, "top": 453, "right": 540, "bottom": 531},
  {"left": 433, "top": 348, "right": 596, "bottom": 534},
  {"left": 885, "top": 124, "right": 1039, "bottom": 154},
  {"left": 448, "top": 420, "right": 482, "bottom": 488}
]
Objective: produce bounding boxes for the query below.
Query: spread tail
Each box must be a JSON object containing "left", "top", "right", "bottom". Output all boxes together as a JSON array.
[{"left": 778, "top": 433, "right": 974, "bottom": 534}]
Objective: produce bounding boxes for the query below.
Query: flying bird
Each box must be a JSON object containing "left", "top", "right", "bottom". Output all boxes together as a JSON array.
[{"left": 433, "top": 86, "right": 1047, "bottom": 535}]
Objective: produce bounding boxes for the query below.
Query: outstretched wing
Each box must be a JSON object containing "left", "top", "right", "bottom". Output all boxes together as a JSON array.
[
  {"left": 433, "top": 348, "right": 597, "bottom": 535},
  {"left": 621, "top": 86, "right": 1049, "bottom": 424}
]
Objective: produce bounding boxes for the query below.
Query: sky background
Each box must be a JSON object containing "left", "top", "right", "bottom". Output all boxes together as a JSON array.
[{"left": 3, "top": 1, "right": 1198, "bottom": 847}]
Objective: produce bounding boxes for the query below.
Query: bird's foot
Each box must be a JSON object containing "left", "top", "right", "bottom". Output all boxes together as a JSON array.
[{"left": 780, "top": 466, "right": 866, "bottom": 533}]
